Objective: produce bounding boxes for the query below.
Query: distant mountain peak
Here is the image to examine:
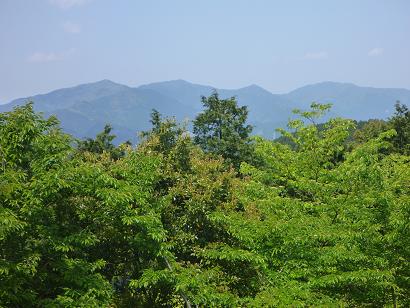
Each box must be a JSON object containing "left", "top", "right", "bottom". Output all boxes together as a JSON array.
[
  {"left": 88, "top": 79, "right": 128, "bottom": 88},
  {"left": 94, "top": 79, "right": 117, "bottom": 85},
  {"left": 45, "top": 79, "right": 129, "bottom": 93},
  {"left": 143, "top": 79, "right": 194, "bottom": 87},
  {"left": 2, "top": 79, "right": 409, "bottom": 145},
  {"left": 173, "top": 79, "right": 192, "bottom": 84},
  {"left": 296, "top": 81, "right": 358, "bottom": 90},
  {"left": 240, "top": 84, "right": 270, "bottom": 92},
  {"left": 316, "top": 81, "right": 356, "bottom": 86},
  {"left": 291, "top": 81, "right": 410, "bottom": 94}
]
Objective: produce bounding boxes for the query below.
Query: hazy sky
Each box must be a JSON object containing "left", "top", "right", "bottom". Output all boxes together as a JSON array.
[{"left": 1, "top": 0, "right": 409, "bottom": 102}]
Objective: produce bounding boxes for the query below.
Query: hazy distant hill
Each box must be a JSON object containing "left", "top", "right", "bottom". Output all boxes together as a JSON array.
[
  {"left": 0, "top": 80, "right": 129, "bottom": 113},
  {"left": 1, "top": 80, "right": 409, "bottom": 143},
  {"left": 139, "top": 80, "right": 292, "bottom": 137},
  {"left": 284, "top": 82, "right": 410, "bottom": 119}
]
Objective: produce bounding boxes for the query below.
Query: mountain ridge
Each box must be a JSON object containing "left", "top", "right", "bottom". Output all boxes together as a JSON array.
[
  {"left": 2, "top": 79, "right": 410, "bottom": 143},
  {"left": 3, "top": 79, "right": 410, "bottom": 105}
]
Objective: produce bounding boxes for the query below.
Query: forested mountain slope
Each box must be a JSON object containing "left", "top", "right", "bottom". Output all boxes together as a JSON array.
[{"left": 2, "top": 79, "right": 409, "bottom": 142}]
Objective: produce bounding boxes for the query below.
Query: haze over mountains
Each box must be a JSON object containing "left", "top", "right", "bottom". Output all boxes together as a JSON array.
[{"left": 2, "top": 80, "right": 410, "bottom": 143}]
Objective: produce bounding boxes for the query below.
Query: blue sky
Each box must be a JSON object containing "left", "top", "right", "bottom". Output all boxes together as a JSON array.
[{"left": 0, "top": 0, "right": 409, "bottom": 102}]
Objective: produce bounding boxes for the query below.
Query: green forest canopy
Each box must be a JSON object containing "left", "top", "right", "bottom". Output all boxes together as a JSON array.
[{"left": 0, "top": 96, "right": 409, "bottom": 307}]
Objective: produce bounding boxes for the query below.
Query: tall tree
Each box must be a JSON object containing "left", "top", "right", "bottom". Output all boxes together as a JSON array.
[
  {"left": 193, "top": 91, "right": 253, "bottom": 170},
  {"left": 388, "top": 101, "right": 410, "bottom": 154},
  {"left": 77, "top": 124, "right": 129, "bottom": 160},
  {"left": 140, "top": 109, "right": 186, "bottom": 156}
]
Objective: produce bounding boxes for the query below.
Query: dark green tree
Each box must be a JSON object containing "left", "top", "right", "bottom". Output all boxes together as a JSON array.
[
  {"left": 193, "top": 91, "right": 253, "bottom": 170},
  {"left": 388, "top": 101, "right": 410, "bottom": 154},
  {"left": 77, "top": 124, "right": 129, "bottom": 160},
  {"left": 352, "top": 119, "right": 387, "bottom": 142},
  {"left": 140, "top": 109, "right": 185, "bottom": 156}
]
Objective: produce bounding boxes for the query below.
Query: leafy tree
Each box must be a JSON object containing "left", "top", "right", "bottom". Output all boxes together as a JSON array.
[
  {"left": 388, "top": 101, "right": 410, "bottom": 154},
  {"left": 135, "top": 110, "right": 268, "bottom": 306},
  {"left": 352, "top": 119, "right": 387, "bottom": 143},
  {"left": 0, "top": 104, "right": 163, "bottom": 306},
  {"left": 1, "top": 101, "right": 409, "bottom": 307},
  {"left": 77, "top": 124, "right": 130, "bottom": 160},
  {"left": 193, "top": 91, "right": 253, "bottom": 170},
  {"left": 238, "top": 103, "right": 409, "bottom": 306},
  {"left": 0, "top": 102, "right": 61, "bottom": 172},
  {"left": 140, "top": 109, "right": 186, "bottom": 156}
]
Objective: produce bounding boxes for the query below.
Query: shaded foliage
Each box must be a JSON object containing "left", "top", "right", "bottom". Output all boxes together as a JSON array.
[
  {"left": 77, "top": 124, "right": 130, "bottom": 160},
  {"left": 193, "top": 91, "right": 254, "bottom": 170},
  {"left": 1, "top": 100, "right": 409, "bottom": 307},
  {"left": 388, "top": 102, "right": 410, "bottom": 154}
]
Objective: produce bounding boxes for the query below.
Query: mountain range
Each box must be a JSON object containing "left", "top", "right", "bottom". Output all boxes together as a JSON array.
[{"left": 1, "top": 80, "right": 410, "bottom": 143}]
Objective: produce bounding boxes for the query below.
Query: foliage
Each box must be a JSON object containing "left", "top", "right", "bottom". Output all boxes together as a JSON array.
[
  {"left": 1, "top": 101, "right": 409, "bottom": 307},
  {"left": 1, "top": 104, "right": 162, "bottom": 306},
  {"left": 77, "top": 124, "right": 130, "bottom": 160},
  {"left": 136, "top": 110, "right": 255, "bottom": 306},
  {"left": 352, "top": 119, "right": 389, "bottom": 145},
  {"left": 388, "top": 102, "right": 410, "bottom": 154},
  {"left": 193, "top": 91, "right": 254, "bottom": 170},
  {"left": 238, "top": 103, "right": 409, "bottom": 306}
]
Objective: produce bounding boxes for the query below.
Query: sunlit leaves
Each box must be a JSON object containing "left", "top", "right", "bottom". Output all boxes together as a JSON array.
[{"left": 1, "top": 101, "right": 409, "bottom": 306}]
